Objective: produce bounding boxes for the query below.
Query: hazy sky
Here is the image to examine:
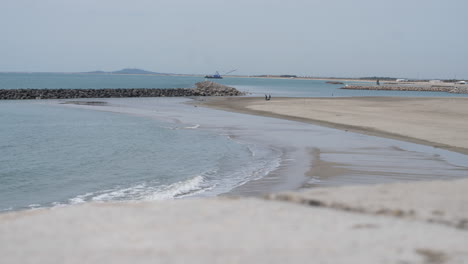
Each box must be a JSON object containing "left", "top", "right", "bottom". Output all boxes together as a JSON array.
[{"left": 2, "top": 0, "right": 467, "bottom": 78}]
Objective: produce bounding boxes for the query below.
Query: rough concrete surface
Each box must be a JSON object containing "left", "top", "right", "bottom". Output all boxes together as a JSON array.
[{"left": 1, "top": 179, "right": 468, "bottom": 264}]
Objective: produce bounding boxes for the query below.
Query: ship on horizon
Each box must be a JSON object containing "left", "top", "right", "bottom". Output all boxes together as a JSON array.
[{"left": 204, "top": 71, "right": 223, "bottom": 79}]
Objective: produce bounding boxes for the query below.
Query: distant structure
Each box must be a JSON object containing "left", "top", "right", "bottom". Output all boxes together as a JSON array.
[
  {"left": 205, "top": 71, "right": 223, "bottom": 79},
  {"left": 204, "top": 69, "right": 237, "bottom": 79}
]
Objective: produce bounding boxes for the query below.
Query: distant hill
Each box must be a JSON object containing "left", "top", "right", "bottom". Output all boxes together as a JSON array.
[
  {"left": 111, "top": 68, "right": 159, "bottom": 74},
  {"left": 83, "top": 68, "right": 165, "bottom": 75},
  {"left": 85, "top": 70, "right": 107, "bottom": 74}
]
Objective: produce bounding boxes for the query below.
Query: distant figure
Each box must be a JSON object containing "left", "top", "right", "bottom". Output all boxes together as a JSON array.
[
  {"left": 377, "top": 79, "right": 380, "bottom": 86},
  {"left": 265, "top": 94, "right": 268, "bottom": 101},
  {"left": 268, "top": 94, "right": 271, "bottom": 100}
]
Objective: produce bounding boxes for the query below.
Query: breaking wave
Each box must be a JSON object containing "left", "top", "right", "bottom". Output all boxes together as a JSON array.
[{"left": 64, "top": 174, "right": 212, "bottom": 206}]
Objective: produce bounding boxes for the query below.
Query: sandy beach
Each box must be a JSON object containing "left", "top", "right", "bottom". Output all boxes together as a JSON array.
[
  {"left": 200, "top": 97, "right": 468, "bottom": 155},
  {"left": 1, "top": 96, "right": 468, "bottom": 263}
]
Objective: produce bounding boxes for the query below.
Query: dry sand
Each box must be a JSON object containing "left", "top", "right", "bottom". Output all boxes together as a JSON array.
[{"left": 201, "top": 97, "right": 468, "bottom": 154}]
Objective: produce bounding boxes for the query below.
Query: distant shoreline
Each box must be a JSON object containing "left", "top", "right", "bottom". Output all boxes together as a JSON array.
[{"left": 6, "top": 71, "right": 466, "bottom": 83}]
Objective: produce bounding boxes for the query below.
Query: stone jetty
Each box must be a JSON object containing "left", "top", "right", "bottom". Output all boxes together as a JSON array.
[
  {"left": 194, "top": 81, "right": 245, "bottom": 96},
  {"left": 325, "top": 81, "right": 344, "bottom": 85},
  {"left": 0, "top": 81, "right": 245, "bottom": 100},
  {"left": 341, "top": 85, "right": 468, "bottom": 94}
]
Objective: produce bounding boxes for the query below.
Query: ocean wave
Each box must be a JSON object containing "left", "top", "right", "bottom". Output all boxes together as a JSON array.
[
  {"left": 246, "top": 145, "right": 257, "bottom": 157},
  {"left": 0, "top": 207, "right": 13, "bottom": 212},
  {"left": 243, "top": 144, "right": 282, "bottom": 181},
  {"left": 183, "top": 124, "right": 200, "bottom": 129},
  {"left": 91, "top": 183, "right": 149, "bottom": 202},
  {"left": 46, "top": 144, "right": 282, "bottom": 210},
  {"left": 68, "top": 192, "right": 95, "bottom": 204},
  {"left": 239, "top": 153, "right": 282, "bottom": 186},
  {"left": 64, "top": 175, "right": 212, "bottom": 205},
  {"left": 307, "top": 178, "right": 322, "bottom": 184},
  {"left": 161, "top": 124, "right": 200, "bottom": 130},
  {"left": 144, "top": 175, "right": 210, "bottom": 200}
]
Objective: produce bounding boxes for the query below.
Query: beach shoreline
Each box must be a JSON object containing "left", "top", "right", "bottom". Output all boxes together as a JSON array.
[
  {"left": 54, "top": 96, "right": 468, "bottom": 198},
  {"left": 198, "top": 96, "right": 468, "bottom": 155},
  {"left": 2, "top": 96, "right": 468, "bottom": 263}
]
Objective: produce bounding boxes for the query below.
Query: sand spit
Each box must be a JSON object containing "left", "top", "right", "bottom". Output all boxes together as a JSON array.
[
  {"left": 200, "top": 97, "right": 468, "bottom": 154},
  {"left": 342, "top": 85, "right": 468, "bottom": 94},
  {"left": 1, "top": 179, "right": 467, "bottom": 264}
]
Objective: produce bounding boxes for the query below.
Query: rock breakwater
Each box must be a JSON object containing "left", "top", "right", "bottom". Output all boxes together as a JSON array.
[
  {"left": 341, "top": 85, "right": 468, "bottom": 94},
  {"left": 194, "top": 81, "right": 245, "bottom": 96},
  {"left": 0, "top": 82, "right": 245, "bottom": 100}
]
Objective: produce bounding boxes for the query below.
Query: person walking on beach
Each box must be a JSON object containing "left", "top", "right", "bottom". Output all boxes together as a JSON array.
[{"left": 377, "top": 79, "right": 380, "bottom": 86}]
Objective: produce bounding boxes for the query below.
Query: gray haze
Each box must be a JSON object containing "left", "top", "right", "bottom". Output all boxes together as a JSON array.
[{"left": 1, "top": 0, "right": 467, "bottom": 79}]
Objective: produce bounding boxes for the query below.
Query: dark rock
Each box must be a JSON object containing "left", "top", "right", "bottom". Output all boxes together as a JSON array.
[
  {"left": 194, "top": 81, "right": 245, "bottom": 96},
  {"left": 0, "top": 83, "right": 245, "bottom": 100}
]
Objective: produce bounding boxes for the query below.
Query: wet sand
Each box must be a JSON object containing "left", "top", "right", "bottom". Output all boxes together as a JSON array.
[
  {"left": 58, "top": 97, "right": 468, "bottom": 196},
  {"left": 198, "top": 96, "right": 468, "bottom": 194},
  {"left": 200, "top": 97, "right": 468, "bottom": 155}
]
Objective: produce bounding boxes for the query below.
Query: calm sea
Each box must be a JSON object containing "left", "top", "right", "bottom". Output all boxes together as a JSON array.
[
  {"left": 1, "top": 73, "right": 467, "bottom": 212},
  {"left": 2, "top": 72, "right": 468, "bottom": 97}
]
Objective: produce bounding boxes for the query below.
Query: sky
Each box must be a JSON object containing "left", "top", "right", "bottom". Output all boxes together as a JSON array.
[{"left": 1, "top": 0, "right": 467, "bottom": 79}]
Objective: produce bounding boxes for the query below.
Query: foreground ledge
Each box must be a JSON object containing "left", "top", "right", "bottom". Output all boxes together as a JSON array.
[{"left": 1, "top": 179, "right": 467, "bottom": 264}]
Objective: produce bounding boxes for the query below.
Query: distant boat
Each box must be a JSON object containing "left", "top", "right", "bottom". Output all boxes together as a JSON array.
[{"left": 205, "top": 71, "right": 223, "bottom": 79}]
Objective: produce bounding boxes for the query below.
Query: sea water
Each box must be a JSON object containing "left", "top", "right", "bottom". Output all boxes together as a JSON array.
[
  {"left": 1, "top": 73, "right": 468, "bottom": 212},
  {"left": 2, "top": 72, "right": 468, "bottom": 98},
  {"left": 0, "top": 100, "right": 280, "bottom": 211}
]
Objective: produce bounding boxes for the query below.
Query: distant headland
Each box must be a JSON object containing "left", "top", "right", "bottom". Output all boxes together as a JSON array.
[{"left": 83, "top": 68, "right": 168, "bottom": 75}]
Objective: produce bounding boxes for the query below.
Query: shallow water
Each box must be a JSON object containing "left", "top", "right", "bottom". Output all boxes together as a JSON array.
[
  {"left": 57, "top": 97, "right": 468, "bottom": 196},
  {"left": 1, "top": 73, "right": 467, "bottom": 212},
  {"left": 0, "top": 100, "right": 280, "bottom": 211}
]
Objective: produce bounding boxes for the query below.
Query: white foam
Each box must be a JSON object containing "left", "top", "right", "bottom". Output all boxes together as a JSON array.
[
  {"left": 68, "top": 192, "right": 95, "bottom": 204},
  {"left": 0, "top": 207, "right": 13, "bottom": 212},
  {"left": 59, "top": 175, "right": 211, "bottom": 206},
  {"left": 51, "top": 202, "right": 67, "bottom": 209},
  {"left": 167, "top": 124, "right": 201, "bottom": 130},
  {"left": 145, "top": 175, "right": 207, "bottom": 200},
  {"left": 307, "top": 178, "right": 322, "bottom": 184},
  {"left": 91, "top": 183, "right": 148, "bottom": 202},
  {"left": 183, "top": 124, "right": 200, "bottom": 129}
]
